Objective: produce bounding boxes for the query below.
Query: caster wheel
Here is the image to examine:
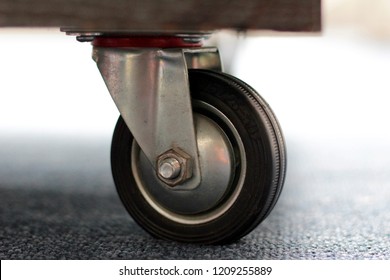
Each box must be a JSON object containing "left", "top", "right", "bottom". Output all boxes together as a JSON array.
[{"left": 111, "top": 69, "right": 286, "bottom": 244}]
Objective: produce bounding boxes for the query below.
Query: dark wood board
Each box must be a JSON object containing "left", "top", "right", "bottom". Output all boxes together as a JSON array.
[{"left": 0, "top": 0, "right": 321, "bottom": 32}]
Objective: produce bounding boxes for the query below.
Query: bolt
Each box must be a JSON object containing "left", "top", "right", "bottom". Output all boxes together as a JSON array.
[
  {"left": 158, "top": 158, "right": 181, "bottom": 179},
  {"left": 76, "top": 35, "right": 95, "bottom": 42},
  {"left": 156, "top": 148, "right": 193, "bottom": 187}
]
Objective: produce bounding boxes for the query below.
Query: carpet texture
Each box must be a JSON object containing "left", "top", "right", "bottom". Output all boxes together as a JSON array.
[{"left": 0, "top": 135, "right": 389, "bottom": 259}]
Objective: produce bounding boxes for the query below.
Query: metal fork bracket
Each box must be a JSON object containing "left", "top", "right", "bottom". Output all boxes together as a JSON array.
[{"left": 92, "top": 38, "right": 222, "bottom": 190}]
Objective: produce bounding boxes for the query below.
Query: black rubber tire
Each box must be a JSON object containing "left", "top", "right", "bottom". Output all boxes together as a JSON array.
[{"left": 111, "top": 69, "right": 286, "bottom": 244}]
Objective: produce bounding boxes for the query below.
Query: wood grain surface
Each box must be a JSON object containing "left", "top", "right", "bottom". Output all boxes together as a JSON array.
[{"left": 0, "top": 0, "right": 321, "bottom": 32}]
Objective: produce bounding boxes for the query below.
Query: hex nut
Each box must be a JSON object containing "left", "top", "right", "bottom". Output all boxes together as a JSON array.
[{"left": 156, "top": 148, "right": 193, "bottom": 187}]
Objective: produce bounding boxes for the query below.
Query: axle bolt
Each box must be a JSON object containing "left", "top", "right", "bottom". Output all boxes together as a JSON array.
[
  {"left": 158, "top": 158, "right": 181, "bottom": 179},
  {"left": 156, "top": 148, "right": 193, "bottom": 187}
]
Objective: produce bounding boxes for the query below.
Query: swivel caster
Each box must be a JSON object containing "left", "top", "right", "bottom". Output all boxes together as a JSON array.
[{"left": 68, "top": 33, "right": 287, "bottom": 244}]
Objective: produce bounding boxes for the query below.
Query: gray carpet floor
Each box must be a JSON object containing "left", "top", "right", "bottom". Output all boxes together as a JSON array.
[{"left": 0, "top": 134, "right": 389, "bottom": 259}]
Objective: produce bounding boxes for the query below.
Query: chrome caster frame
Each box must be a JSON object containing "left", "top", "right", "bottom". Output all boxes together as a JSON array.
[{"left": 91, "top": 37, "right": 222, "bottom": 190}]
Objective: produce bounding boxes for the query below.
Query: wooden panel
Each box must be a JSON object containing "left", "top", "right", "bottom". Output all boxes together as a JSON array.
[{"left": 0, "top": 0, "right": 321, "bottom": 32}]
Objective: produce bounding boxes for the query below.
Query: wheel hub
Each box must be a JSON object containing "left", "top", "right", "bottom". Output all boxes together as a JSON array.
[
  {"left": 134, "top": 113, "right": 233, "bottom": 214},
  {"left": 132, "top": 105, "right": 242, "bottom": 220}
]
